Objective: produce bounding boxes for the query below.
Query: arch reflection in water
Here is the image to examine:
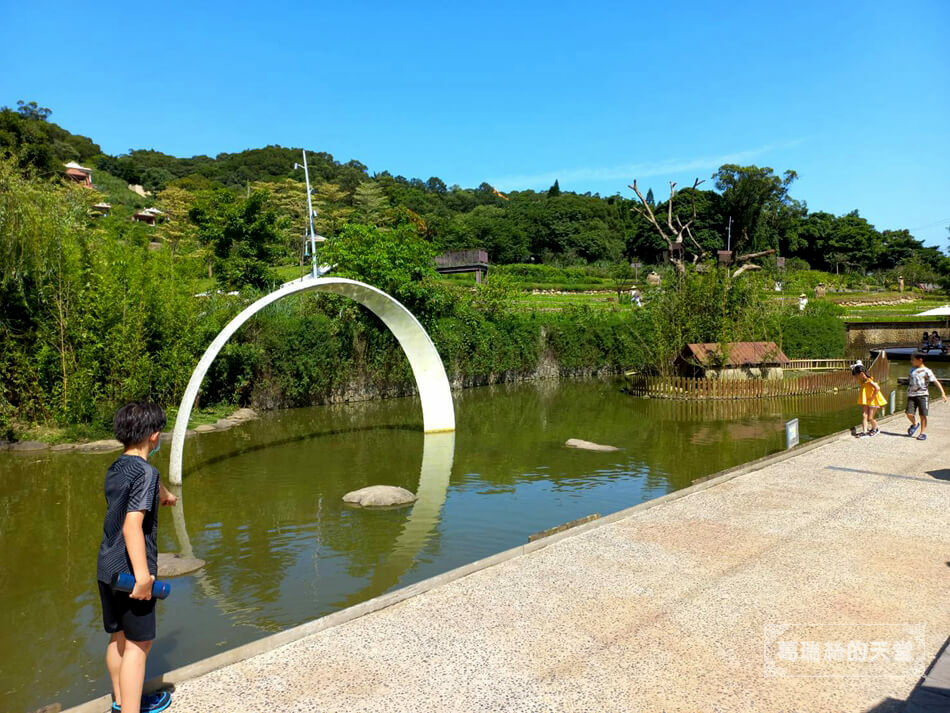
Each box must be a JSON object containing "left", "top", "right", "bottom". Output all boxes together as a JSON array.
[{"left": 169, "top": 431, "right": 455, "bottom": 626}]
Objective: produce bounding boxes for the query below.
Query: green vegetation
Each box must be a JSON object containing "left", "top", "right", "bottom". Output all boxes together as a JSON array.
[
  {"left": 777, "top": 302, "right": 848, "bottom": 359},
  {"left": 0, "top": 100, "right": 947, "bottom": 441}
]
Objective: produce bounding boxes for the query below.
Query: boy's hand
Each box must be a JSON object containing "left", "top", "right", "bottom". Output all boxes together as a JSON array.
[
  {"left": 131, "top": 575, "right": 155, "bottom": 601},
  {"left": 160, "top": 489, "right": 178, "bottom": 507}
]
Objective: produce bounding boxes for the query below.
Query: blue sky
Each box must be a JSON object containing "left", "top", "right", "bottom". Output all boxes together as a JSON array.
[{"left": 2, "top": 1, "right": 948, "bottom": 247}]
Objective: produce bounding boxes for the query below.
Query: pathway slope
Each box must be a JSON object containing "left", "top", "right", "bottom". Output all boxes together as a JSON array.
[{"left": 77, "top": 407, "right": 950, "bottom": 713}]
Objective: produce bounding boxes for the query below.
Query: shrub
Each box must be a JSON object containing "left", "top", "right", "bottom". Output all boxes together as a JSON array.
[{"left": 778, "top": 306, "right": 847, "bottom": 358}]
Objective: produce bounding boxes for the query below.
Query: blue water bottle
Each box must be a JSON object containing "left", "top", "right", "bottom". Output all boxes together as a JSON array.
[{"left": 112, "top": 572, "right": 171, "bottom": 599}]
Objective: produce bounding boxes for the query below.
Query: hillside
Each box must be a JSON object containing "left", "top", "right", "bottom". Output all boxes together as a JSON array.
[{"left": 2, "top": 99, "right": 946, "bottom": 276}]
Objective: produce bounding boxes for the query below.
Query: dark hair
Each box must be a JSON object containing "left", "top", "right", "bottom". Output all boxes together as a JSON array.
[
  {"left": 113, "top": 401, "right": 167, "bottom": 446},
  {"left": 851, "top": 365, "right": 867, "bottom": 376},
  {"left": 912, "top": 351, "right": 926, "bottom": 361}
]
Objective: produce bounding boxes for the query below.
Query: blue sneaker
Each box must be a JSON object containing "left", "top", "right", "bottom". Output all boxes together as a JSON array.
[
  {"left": 908, "top": 422, "right": 920, "bottom": 436},
  {"left": 141, "top": 691, "right": 172, "bottom": 713},
  {"left": 113, "top": 691, "right": 172, "bottom": 713},
  {"left": 917, "top": 433, "right": 927, "bottom": 441}
]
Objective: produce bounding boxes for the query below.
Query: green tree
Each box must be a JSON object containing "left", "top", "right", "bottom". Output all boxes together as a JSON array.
[
  {"left": 826, "top": 211, "right": 880, "bottom": 272},
  {"left": 610, "top": 261, "right": 636, "bottom": 301},
  {"left": 251, "top": 178, "right": 309, "bottom": 261},
  {"left": 313, "top": 181, "right": 354, "bottom": 236},
  {"left": 188, "top": 189, "right": 283, "bottom": 289},
  {"left": 320, "top": 223, "right": 442, "bottom": 315},
  {"left": 15, "top": 100, "right": 52, "bottom": 121},
  {"left": 714, "top": 165, "right": 798, "bottom": 253},
  {"left": 155, "top": 186, "right": 198, "bottom": 253},
  {"left": 0, "top": 102, "right": 100, "bottom": 176},
  {"left": 547, "top": 179, "right": 561, "bottom": 197},
  {"left": 353, "top": 181, "right": 391, "bottom": 227},
  {"left": 449, "top": 204, "right": 530, "bottom": 263}
]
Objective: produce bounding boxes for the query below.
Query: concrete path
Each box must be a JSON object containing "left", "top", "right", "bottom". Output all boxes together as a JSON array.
[{"left": 78, "top": 407, "right": 950, "bottom": 713}]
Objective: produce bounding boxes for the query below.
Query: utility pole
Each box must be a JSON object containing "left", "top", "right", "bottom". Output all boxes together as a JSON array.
[{"left": 727, "top": 215, "right": 733, "bottom": 252}]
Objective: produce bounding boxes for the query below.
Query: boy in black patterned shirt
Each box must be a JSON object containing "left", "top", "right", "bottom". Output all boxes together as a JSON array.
[{"left": 97, "top": 402, "right": 177, "bottom": 712}]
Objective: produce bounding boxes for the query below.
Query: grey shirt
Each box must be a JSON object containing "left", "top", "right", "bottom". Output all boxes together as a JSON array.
[
  {"left": 908, "top": 366, "right": 937, "bottom": 398},
  {"left": 96, "top": 454, "right": 159, "bottom": 583}
]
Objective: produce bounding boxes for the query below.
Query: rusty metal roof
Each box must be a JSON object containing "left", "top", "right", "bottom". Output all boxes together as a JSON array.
[{"left": 681, "top": 342, "right": 790, "bottom": 367}]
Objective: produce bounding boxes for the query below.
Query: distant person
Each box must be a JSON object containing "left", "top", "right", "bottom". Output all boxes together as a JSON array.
[
  {"left": 906, "top": 351, "right": 947, "bottom": 441},
  {"left": 898, "top": 275, "right": 905, "bottom": 292},
  {"left": 931, "top": 331, "right": 942, "bottom": 350},
  {"left": 97, "top": 402, "right": 177, "bottom": 713},
  {"left": 631, "top": 286, "right": 643, "bottom": 307},
  {"left": 798, "top": 293, "right": 808, "bottom": 312},
  {"left": 852, "top": 364, "right": 887, "bottom": 437},
  {"left": 921, "top": 332, "right": 931, "bottom": 350}
]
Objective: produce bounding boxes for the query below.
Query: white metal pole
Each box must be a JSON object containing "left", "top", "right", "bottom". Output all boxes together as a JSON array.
[{"left": 302, "top": 150, "right": 317, "bottom": 278}]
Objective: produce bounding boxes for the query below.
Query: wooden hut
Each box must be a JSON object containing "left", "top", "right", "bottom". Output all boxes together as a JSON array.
[
  {"left": 676, "top": 341, "right": 790, "bottom": 381},
  {"left": 434, "top": 249, "right": 489, "bottom": 283}
]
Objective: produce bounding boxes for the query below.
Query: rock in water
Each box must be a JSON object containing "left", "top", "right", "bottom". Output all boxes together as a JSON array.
[
  {"left": 228, "top": 407, "right": 258, "bottom": 421},
  {"left": 75, "top": 439, "right": 123, "bottom": 453},
  {"left": 342, "top": 485, "right": 417, "bottom": 507},
  {"left": 565, "top": 438, "right": 619, "bottom": 452},
  {"left": 9, "top": 440, "right": 49, "bottom": 452},
  {"left": 157, "top": 552, "right": 206, "bottom": 577}
]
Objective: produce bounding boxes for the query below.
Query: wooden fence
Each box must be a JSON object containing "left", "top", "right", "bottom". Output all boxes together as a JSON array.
[
  {"left": 625, "top": 353, "right": 888, "bottom": 401},
  {"left": 785, "top": 358, "right": 850, "bottom": 371}
]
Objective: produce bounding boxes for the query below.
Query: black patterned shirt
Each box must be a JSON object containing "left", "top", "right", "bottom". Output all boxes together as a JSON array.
[{"left": 96, "top": 454, "right": 160, "bottom": 583}]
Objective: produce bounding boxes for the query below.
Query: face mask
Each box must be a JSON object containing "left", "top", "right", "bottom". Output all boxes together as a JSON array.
[{"left": 148, "top": 440, "right": 161, "bottom": 459}]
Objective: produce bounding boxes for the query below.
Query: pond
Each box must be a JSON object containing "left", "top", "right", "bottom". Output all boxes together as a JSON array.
[{"left": 0, "top": 374, "right": 929, "bottom": 711}]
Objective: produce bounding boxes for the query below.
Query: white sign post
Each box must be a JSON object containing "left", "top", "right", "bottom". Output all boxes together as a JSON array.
[{"left": 785, "top": 418, "right": 800, "bottom": 450}]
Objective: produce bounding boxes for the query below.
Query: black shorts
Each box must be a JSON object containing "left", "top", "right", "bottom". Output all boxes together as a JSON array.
[
  {"left": 97, "top": 580, "right": 156, "bottom": 642},
  {"left": 906, "top": 395, "right": 929, "bottom": 417}
]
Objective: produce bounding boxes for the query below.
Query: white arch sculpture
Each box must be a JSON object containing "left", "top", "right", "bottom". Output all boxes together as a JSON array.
[{"left": 169, "top": 276, "right": 455, "bottom": 485}]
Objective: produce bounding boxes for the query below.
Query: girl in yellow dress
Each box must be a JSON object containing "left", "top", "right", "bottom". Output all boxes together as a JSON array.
[{"left": 852, "top": 364, "right": 887, "bottom": 437}]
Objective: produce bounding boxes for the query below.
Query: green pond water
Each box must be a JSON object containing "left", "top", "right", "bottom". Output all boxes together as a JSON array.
[{"left": 0, "top": 375, "right": 926, "bottom": 711}]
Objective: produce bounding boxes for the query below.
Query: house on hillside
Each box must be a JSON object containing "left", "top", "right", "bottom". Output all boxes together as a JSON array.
[
  {"left": 676, "top": 341, "right": 790, "bottom": 381},
  {"left": 131, "top": 207, "right": 164, "bottom": 225},
  {"left": 64, "top": 161, "right": 93, "bottom": 187},
  {"left": 90, "top": 202, "right": 112, "bottom": 217}
]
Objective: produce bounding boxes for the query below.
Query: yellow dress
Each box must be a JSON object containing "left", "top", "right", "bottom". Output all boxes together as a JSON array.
[{"left": 858, "top": 379, "right": 887, "bottom": 407}]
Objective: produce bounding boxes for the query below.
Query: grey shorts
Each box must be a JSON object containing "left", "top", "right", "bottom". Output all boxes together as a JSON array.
[{"left": 906, "top": 395, "right": 929, "bottom": 417}]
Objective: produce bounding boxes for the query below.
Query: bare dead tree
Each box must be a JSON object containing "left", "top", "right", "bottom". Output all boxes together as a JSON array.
[
  {"left": 730, "top": 248, "right": 777, "bottom": 278},
  {"left": 629, "top": 179, "right": 706, "bottom": 273},
  {"left": 630, "top": 180, "right": 779, "bottom": 278}
]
